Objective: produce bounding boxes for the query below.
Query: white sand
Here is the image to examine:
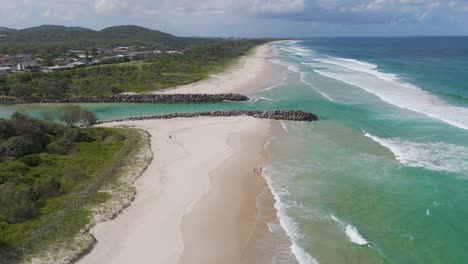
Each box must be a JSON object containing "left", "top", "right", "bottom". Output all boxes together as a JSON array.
[
  {"left": 78, "top": 117, "right": 273, "bottom": 264},
  {"left": 159, "top": 44, "right": 275, "bottom": 94}
]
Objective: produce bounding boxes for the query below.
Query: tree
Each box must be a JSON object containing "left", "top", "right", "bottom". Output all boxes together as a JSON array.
[
  {"left": 8, "top": 83, "right": 34, "bottom": 97},
  {"left": 36, "top": 78, "right": 61, "bottom": 99},
  {"left": 81, "top": 111, "right": 98, "bottom": 126},
  {"left": 59, "top": 105, "right": 83, "bottom": 126},
  {"left": 58, "top": 105, "right": 98, "bottom": 126}
]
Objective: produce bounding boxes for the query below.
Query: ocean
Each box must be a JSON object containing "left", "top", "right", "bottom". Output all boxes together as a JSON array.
[
  {"left": 1, "top": 37, "right": 468, "bottom": 263},
  {"left": 258, "top": 38, "right": 468, "bottom": 264}
]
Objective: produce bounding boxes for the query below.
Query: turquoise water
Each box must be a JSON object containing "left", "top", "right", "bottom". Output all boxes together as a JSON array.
[
  {"left": 2, "top": 38, "right": 468, "bottom": 263},
  {"left": 260, "top": 39, "right": 468, "bottom": 264}
]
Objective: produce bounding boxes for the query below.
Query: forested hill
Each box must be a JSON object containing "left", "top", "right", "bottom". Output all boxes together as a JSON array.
[
  {"left": 0, "top": 25, "right": 176, "bottom": 42},
  {"left": 0, "top": 27, "right": 16, "bottom": 33}
]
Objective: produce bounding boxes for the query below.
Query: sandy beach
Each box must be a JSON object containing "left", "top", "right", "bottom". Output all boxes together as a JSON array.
[
  {"left": 78, "top": 117, "right": 275, "bottom": 264},
  {"left": 159, "top": 43, "right": 277, "bottom": 94},
  {"left": 77, "top": 42, "right": 281, "bottom": 264}
]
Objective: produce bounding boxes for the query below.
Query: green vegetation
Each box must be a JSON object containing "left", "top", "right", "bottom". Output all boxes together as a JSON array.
[
  {"left": 0, "top": 25, "right": 177, "bottom": 55},
  {"left": 0, "top": 25, "right": 228, "bottom": 56},
  {"left": 0, "top": 112, "right": 144, "bottom": 263},
  {"left": 0, "top": 39, "right": 267, "bottom": 97},
  {"left": 57, "top": 105, "right": 97, "bottom": 126}
]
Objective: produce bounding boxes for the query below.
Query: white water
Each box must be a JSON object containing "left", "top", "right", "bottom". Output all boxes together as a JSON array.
[
  {"left": 280, "top": 121, "right": 289, "bottom": 132},
  {"left": 262, "top": 165, "right": 319, "bottom": 264},
  {"left": 311, "top": 56, "right": 468, "bottom": 131},
  {"left": 345, "top": 226, "right": 370, "bottom": 246},
  {"left": 364, "top": 132, "right": 468, "bottom": 174},
  {"left": 331, "top": 215, "right": 370, "bottom": 246},
  {"left": 270, "top": 46, "right": 335, "bottom": 102},
  {"left": 262, "top": 135, "right": 319, "bottom": 264},
  {"left": 299, "top": 72, "right": 334, "bottom": 102}
]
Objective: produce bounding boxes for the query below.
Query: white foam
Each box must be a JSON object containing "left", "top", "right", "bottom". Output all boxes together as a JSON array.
[
  {"left": 312, "top": 56, "right": 468, "bottom": 131},
  {"left": 331, "top": 215, "right": 369, "bottom": 246},
  {"left": 261, "top": 72, "right": 287, "bottom": 92},
  {"left": 291, "top": 242, "right": 319, "bottom": 264},
  {"left": 364, "top": 132, "right": 468, "bottom": 174},
  {"left": 261, "top": 164, "right": 319, "bottom": 264},
  {"left": 287, "top": 64, "right": 302, "bottom": 74},
  {"left": 322, "top": 56, "right": 379, "bottom": 71},
  {"left": 345, "top": 225, "right": 369, "bottom": 246},
  {"left": 331, "top": 215, "right": 341, "bottom": 223},
  {"left": 280, "top": 121, "right": 289, "bottom": 132},
  {"left": 277, "top": 54, "right": 334, "bottom": 102},
  {"left": 426, "top": 209, "right": 431, "bottom": 216},
  {"left": 300, "top": 72, "right": 334, "bottom": 102}
]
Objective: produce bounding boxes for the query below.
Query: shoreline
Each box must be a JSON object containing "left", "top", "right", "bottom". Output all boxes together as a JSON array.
[
  {"left": 159, "top": 43, "right": 278, "bottom": 94},
  {"left": 74, "top": 41, "right": 287, "bottom": 264},
  {"left": 77, "top": 117, "right": 277, "bottom": 264}
]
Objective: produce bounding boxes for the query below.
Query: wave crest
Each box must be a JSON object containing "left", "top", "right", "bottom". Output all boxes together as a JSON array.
[{"left": 364, "top": 132, "right": 468, "bottom": 174}]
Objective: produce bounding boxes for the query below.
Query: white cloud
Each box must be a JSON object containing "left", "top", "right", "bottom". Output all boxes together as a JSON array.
[
  {"left": 448, "top": 0, "right": 468, "bottom": 12},
  {"left": 0, "top": 0, "right": 466, "bottom": 36},
  {"left": 91, "top": 0, "right": 305, "bottom": 17},
  {"left": 249, "top": 0, "right": 305, "bottom": 14},
  {"left": 94, "top": 0, "right": 129, "bottom": 14}
]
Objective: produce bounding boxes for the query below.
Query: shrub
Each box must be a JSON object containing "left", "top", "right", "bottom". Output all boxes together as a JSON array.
[
  {"left": 33, "top": 176, "right": 61, "bottom": 199},
  {"left": 63, "top": 128, "right": 95, "bottom": 143},
  {"left": 0, "top": 183, "right": 36, "bottom": 223},
  {"left": 0, "top": 136, "right": 43, "bottom": 160},
  {"left": 61, "top": 166, "right": 88, "bottom": 192},
  {"left": 19, "top": 154, "right": 42, "bottom": 167},
  {"left": 0, "top": 119, "right": 14, "bottom": 139},
  {"left": 46, "top": 139, "right": 73, "bottom": 155}
]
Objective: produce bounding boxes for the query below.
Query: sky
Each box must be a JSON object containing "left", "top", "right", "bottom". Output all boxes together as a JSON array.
[{"left": 1, "top": 0, "right": 468, "bottom": 37}]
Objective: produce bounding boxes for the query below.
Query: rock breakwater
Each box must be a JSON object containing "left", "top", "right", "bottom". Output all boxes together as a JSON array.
[
  {"left": 97, "top": 110, "right": 319, "bottom": 123},
  {"left": 0, "top": 94, "right": 249, "bottom": 104}
]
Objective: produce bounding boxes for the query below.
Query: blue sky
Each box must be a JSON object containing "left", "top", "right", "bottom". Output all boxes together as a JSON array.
[{"left": 1, "top": 0, "right": 468, "bottom": 37}]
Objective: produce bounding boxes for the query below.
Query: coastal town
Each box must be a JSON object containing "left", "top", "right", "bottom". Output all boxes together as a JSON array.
[{"left": 0, "top": 46, "right": 184, "bottom": 76}]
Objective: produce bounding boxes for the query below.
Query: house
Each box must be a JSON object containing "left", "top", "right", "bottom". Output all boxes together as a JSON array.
[
  {"left": 0, "top": 67, "right": 12, "bottom": 76},
  {"left": 69, "top": 50, "right": 86, "bottom": 54},
  {"left": 66, "top": 62, "right": 86, "bottom": 68},
  {"left": 113, "top": 47, "right": 130, "bottom": 54},
  {"left": 14, "top": 54, "right": 32, "bottom": 59},
  {"left": 44, "top": 65, "right": 71, "bottom": 73},
  {"left": 90, "top": 58, "right": 102, "bottom": 65},
  {"left": 53, "top": 58, "right": 74, "bottom": 66},
  {"left": 101, "top": 56, "right": 121, "bottom": 64},
  {"left": 17, "top": 62, "right": 41, "bottom": 71},
  {"left": 166, "top": 50, "right": 183, "bottom": 55},
  {"left": 126, "top": 52, "right": 145, "bottom": 60},
  {"left": 0, "top": 63, "right": 13, "bottom": 68}
]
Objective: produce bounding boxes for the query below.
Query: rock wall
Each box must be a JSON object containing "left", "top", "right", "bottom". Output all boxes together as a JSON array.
[
  {"left": 97, "top": 110, "right": 319, "bottom": 123},
  {"left": 0, "top": 94, "right": 250, "bottom": 104}
]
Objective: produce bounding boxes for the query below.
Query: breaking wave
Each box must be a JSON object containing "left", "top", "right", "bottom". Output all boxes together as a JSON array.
[{"left": 364, "top": 132, "right": 468, "bottom": 174}]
